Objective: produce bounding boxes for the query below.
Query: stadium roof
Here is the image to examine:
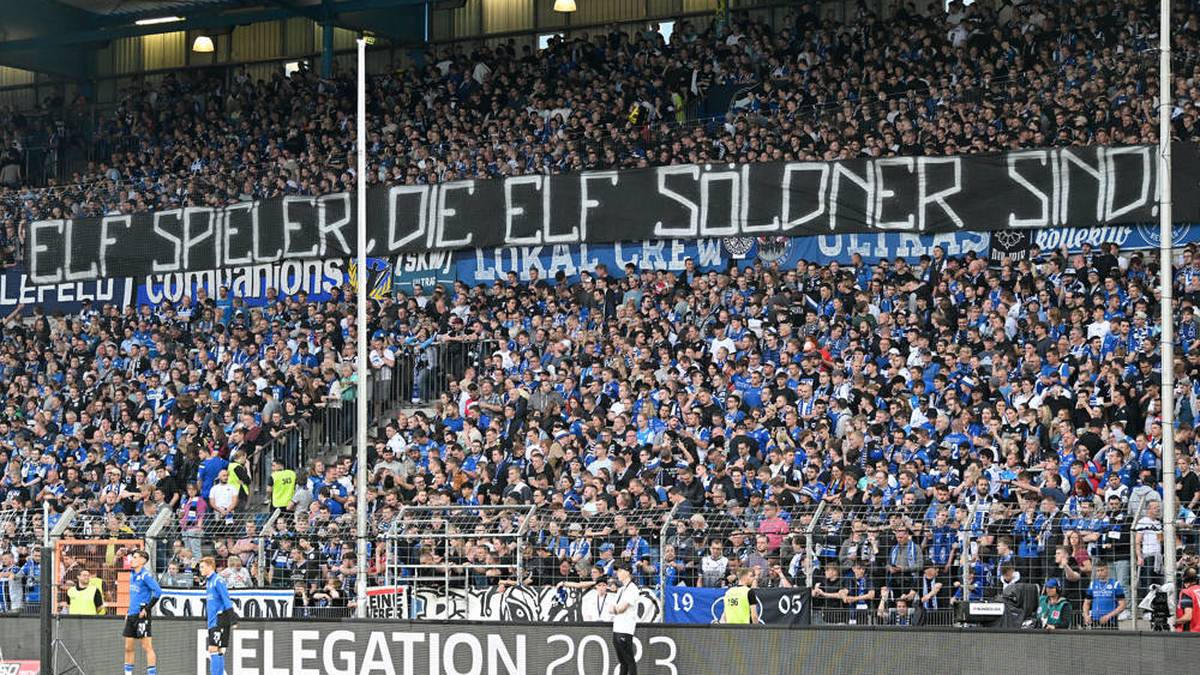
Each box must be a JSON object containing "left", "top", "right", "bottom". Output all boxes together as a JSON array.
[{"left": 0, "top": 0, "right": 425, "bottom": 79}]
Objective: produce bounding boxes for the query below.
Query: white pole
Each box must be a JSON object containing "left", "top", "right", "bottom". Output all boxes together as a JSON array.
[
  {"left": 1159, "top": 0, "right": 1179, "bottom": 613},
  {"left": 355, "top": 37, "right": 370, "bottom": 619}
]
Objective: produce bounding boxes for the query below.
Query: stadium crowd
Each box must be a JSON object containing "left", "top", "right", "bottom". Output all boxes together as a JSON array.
[
  {"left": 4, "top": 0, "right": 1200, "bottom": 264},
  {"left": 1, "top": 235, "right": 1199, "bottom": 624},
  {"left": 0, "top": 0, "right": 1199, "bottom": 628}
]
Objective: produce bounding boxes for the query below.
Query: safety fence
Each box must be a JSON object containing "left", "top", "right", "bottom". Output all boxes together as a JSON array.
[
  {"left": 11, "top": 498, "right": 1194, "bottom": 631},
  {"left": 5, "top": 615, "right": 1200, "bottom": 675}
]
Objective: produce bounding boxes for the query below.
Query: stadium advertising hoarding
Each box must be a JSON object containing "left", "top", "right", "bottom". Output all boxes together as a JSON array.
[
  {"left": 26, "top": 144, "right": 1197, "bottom": 282},
  {"left": 6, "top": 616, "right": 1200, "bottom": 675}
]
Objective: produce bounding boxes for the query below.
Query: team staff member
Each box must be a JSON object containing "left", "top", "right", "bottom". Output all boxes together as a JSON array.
[
  {"left": 610, "top": 564, "right": 639, "bottom": 675},
  {"left": 199, "top": 557, "right": 236, "bottom": 675},
  {"left": 1178, "top": 568, "right": 1200, "bottom": 632},
  {"left": 722, "top": 568, "right": 760, "bottom": 624},
  {"left": 124, "top": 550, "right": 162, "bottom": 675},
  {"left": 66, "top": 569, "right": 105, "bottom": 616}
]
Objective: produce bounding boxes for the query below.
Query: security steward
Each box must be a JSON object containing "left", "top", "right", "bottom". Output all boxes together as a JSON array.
[{"left": 722, "top": 567, "right": 760, "bottom": 624}]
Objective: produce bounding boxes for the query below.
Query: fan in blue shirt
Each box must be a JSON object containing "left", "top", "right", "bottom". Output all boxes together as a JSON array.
[{"left": 1084, "top": 561, "right": 1127, "bottom": 627}]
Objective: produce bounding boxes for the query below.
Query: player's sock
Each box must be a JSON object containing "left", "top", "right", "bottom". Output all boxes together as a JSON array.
[
  {"left": 209, "top": 653, "right": 225, "bottom": 675},
  {"left": 147, "top": 667, "right": 157, "bottom": 675}
]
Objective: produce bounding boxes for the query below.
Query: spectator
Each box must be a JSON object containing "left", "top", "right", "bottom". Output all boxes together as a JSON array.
[
  {"left": 1084, "top": 561, "right": 1127, "bottom": 629},
  {"left": 219, "top": 555, "right": 253, "bottom": 589}
]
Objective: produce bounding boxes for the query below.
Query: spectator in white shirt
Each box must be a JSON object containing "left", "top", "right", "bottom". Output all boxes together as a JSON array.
[
  {"left": 219, "top": 555, "right": 253, "bottom": 589},
  {"left": 208, "top": 470, "right": 239, "bottom": 523}
]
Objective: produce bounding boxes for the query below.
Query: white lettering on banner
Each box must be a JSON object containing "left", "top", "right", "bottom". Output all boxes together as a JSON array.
[
  {"left": 318, "top": 193, "right": 354, "bottom": 256},
  {"left": 504, "top": 175, "right": 548, "bottom": 246},
  {"left": 222, "top": 202, "right": 256, "bottom": 267},
  {"left": 205, "top": 628, "right": 677, "bottom": 675},
  {"left": 1105, "top": 146, "right": 1152, "bottom": 220},
  {"left": 0, "top": 274, "right": 123, "bottom": 308},
  {"left": 155, "top": 588, "right": 293, "bottom": 619},
  {"left": 772, "top": 162, "right": 828, "bottom": 232},
  {"left": 142, "top": 259, "right": 343, "bottom": 305},
  {"left": 360, "top": 632, "right": 396, "bottom": 675},
  {"left": 26, "top": 146, "right": 1180, "bottom": 283},
  {"left": 829, "top": 161, "right": 875, "bottom": 231},
  {"left": 815, "top": 232, "right": 989, "bottom": 261},
  {"left": 917, "top": 156, "right": 964, "bottom": 231},
  {"left": 388, "top": 185, "right": 430, "bottom": 253},
  {"left": 434, "top": 181, "right": 476, "bottom": 249},
  {"left": 698, "top": 168, "right": 741, "bottom": 237},
  {"left": 469, "top": 241, "right": 713, "bottom": 283},
  {"left": 396, "top": 252, "right": 454, "bottom": 275},
  {"left": 874, "top": 157, "right": 916, "bottom": 231},
  {"left": 578, "top": 171, "right": 618, "bottom": 241},
  {"left": 1033, "top": 226, "right": 1135, "bottom": 252},
  {"left": 323, "top": 629, "right": 358, "bottom": 675},
  {"left": 1060, "top": 147, "right": 1107, "bottom": 223},
  {"left": 654, "top": 165, "right": 701, "bottom": 237},
  {"left": 151, "top": 209, "right": 184, "bottom": 273}
]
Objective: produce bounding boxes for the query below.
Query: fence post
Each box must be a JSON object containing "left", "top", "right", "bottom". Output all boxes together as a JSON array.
[
  {"left": 804, "top": 502, "right": 826, "bottom": 589},
  {"left": 1129, "top": 500, "right": 1148, "bottom": 631},
  {"left": 659, "top": 501, "right": 682, "bottom": 608},
  {"left": 258, "top": 509, "right": 283, "bottom": 588},
  {"left": 515, "top": 505, "right": 536, "bottom": 586},
  {"left": 444, "top": 517, "right": 451, "bottom": 605},
  {"left": 144, "top": 507, "right": 175, "bottom": 575},
  {"left": 962, "top": 501, "right": 978, "bottom": 609}
]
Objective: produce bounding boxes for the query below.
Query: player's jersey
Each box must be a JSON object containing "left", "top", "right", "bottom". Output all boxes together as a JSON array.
[
  {"left": 127, "top": 567, "right": 162, "bottom": 616},
  {"left": 205, "top": 572, "right": 234, "bottom": 629}
]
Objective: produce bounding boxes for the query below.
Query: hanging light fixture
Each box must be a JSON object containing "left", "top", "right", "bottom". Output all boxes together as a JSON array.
[
  {"left": 192, "top": 35, "right": 215, "bottom": 53},
  {"left": 553, "top": 0, "right": 576, "bottom": 12}
]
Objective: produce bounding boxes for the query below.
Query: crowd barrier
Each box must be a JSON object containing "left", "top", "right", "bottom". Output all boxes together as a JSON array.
[{"left": 2, "top": 616, "right": 1198, "bottom": 675}]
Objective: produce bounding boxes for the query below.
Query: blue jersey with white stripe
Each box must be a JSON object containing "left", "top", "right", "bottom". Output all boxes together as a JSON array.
[
  {"left": 127, "top": 566, "right": 162, "bottom": 616},
  {"left": 204, "top": 572, "right": 234, "bottom": 629}
]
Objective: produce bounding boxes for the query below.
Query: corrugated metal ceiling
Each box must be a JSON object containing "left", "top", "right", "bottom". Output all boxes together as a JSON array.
[{"left": 56, "top": 0, "right": 269, "bottom": 16}]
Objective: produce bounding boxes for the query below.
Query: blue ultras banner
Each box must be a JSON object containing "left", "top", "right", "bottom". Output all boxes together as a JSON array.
[
  {"left": 448, "top": 231, "right": 994, "bottom": 287},
  {"left": 137, "top": 259, "right": 347, "bottom": 306},
  {"left": 455, "top": 239, "right": 729, "bottom": 285},
  {"left": 1032, "top": 223, "right": 1200, "bottom": 253},
  {"left": 0, "top": 266, "right": 134, "bottom": 314},
  {"left": 737, "top": 231, "right": 992, "bottom": 269}
]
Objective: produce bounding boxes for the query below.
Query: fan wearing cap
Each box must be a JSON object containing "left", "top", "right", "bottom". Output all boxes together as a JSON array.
[{"left": 1037, "top": 578, "right": 1072, "bottom": 630}]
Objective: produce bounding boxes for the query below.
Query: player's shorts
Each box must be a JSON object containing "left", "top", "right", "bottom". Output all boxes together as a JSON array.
[
  {"left": 122, "top": 615, "right": 152, "bottom": 639},
  {"left": 207, "top": 624, "right": 231, "bottom": 650}
]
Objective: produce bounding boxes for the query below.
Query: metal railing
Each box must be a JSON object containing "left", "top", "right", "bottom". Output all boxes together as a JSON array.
[
  {"left": 146, "top": 506, "right": 280, "bottom": 589},
  {"left": 384, "top": 504, "right": 537, "bottom": 611},
  {"left": 10, "top": 490, "right": 1192, "bottom": 627}
]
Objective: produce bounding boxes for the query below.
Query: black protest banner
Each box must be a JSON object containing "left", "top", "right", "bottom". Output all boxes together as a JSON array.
[
  {"left": 988, "top": 229, "right": 1035, "bottom": 267},
  {"left": 757, "top": 587, "right": 813, "bottom": 626},
  {"left": 27, "top": 144, "right": 1199, "bottom": 283}
]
